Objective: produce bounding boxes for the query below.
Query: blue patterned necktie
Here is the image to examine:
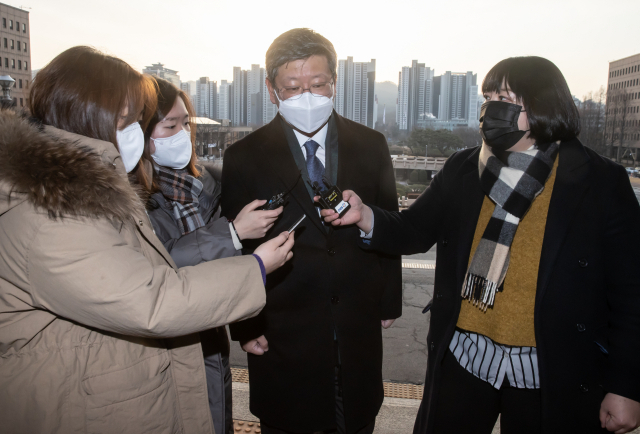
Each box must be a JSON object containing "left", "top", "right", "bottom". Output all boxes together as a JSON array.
[{"left": 303, "top": 140, "right": 326, "bottom": 191}]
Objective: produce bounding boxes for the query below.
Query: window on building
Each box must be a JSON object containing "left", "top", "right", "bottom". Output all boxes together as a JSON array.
[
  {"left": 22, "top": 23, "right": 26, "bottom": 33},
  {"left": 10, "top": 39, "right": 14, "bottom": 49},
  {"left": 3, "top": 38, "right": 6, "bottom": 48},
  {"left": 16, "top": 21, "right": 19, "bottom": 31},
  {"left": 25, "top": 80, "right": 28, "bottom": 89},
  {"left": 11, "top": 59, "right": 15, "bottom": 69},
  {"left": 20, "top": 98, "right": 23, "bottom": 107},
  {"left": 2, "top": 18, "right": 6, "bottom": 28},
  {"left": 23, "top": 42, "right": 27, "bottom": 52},
  {"left": 9, "top": 20, "right": 12, "bottom": 30},
  {"left": 24, "top": 61, "right": 27, "bottom": 70},
  {"left": 4, "top": 58, "right": 7, "bottom": 68},
  {"left": 18, "top": 60, "right": 21, "bottom": 70},
  {"left": 19, "top": 79, "right": 22, "bottom": 88}
]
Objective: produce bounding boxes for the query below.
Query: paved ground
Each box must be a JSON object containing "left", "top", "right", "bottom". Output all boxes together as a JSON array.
[
  {"left": 630, "top": 176, "right": 640, "bottom": 203},
  {"left": 229, "top": 248, "right": 436, "bottom": 385}
]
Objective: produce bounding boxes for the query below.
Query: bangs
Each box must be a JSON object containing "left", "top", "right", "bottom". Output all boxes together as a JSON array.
[
  {"left": 481, "top": 58, "right": 521, "bottom": 98},
  {"left": 126, "top": 74, "right": 158, "bottom": 130}
]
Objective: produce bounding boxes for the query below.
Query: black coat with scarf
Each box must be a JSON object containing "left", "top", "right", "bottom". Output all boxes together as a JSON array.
[
  {"left": 367, "top": 138, "right": 640, "bottom": 434},
  {"left": 221, "top": 112, "right": 402, "bottom": 433}
]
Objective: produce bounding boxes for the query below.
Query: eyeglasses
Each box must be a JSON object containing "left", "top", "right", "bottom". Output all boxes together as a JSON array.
[{"left": 276, "top": 81, "right": 334, "bottom": 101}]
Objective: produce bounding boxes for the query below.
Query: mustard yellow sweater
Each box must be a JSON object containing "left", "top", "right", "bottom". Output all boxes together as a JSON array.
[{"left": 456, "top": 158, "right": 559, "bottom": 347}]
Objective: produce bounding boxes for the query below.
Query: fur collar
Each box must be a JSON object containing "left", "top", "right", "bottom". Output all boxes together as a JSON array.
[{"left": 0, "top": 109, "right": 143, "bottom": 221}]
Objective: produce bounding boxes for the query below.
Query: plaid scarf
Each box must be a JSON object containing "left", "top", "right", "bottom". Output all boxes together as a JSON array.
[
  {"left": 156, "top": 166, "right": 205, "bottom": 235},
  {"left": 461, "top": 141, "right": 560, "bottom": 310}
]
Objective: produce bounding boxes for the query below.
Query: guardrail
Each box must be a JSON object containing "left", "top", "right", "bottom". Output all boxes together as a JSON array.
[{"left": 392, "top": 156, "right": 446, "bottom": 171}]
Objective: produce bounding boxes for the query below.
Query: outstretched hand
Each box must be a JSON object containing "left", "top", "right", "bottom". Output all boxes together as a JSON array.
[
  {"left": 314, "top": 190, "right": 374, "bottom": 233},
  {"left": 253, "top": 231, "right": 295, "bottom": 274},
  {"left": 234, "top": 199, "right": 283, "bottom": 240}
]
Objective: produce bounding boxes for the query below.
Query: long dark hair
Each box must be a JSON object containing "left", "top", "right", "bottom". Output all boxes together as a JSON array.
[
  {"left": 137, "top": 77, "right": 200, "bottom": 194},
  {"left": 29, "top": 46, "right": 157, "bottom": 148},
  {"left": 482, "top": 56, "right": 580, "bottom": 143}
]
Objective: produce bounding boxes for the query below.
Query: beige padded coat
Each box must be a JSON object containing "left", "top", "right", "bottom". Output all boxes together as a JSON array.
[{"left": 0, "top": 111, "right": 266, "bottom": 434}]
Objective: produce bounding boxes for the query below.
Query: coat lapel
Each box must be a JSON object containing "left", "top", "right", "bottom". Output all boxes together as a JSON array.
[
  {"left": 536, "top": 139, "right": 591, "bottom": 304},
  {"left": 256, "top": 116, "right": 327, "bottom": 235},
  {"left": 456, "top": 147, "right": 485, "bottom": 295}
]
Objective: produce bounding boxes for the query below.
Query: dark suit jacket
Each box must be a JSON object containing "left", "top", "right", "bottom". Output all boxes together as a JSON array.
[
  {"left": 367, "top": 138, "right": 640, "bottom": 434},
  {"left": 221, "top": 112, "right": 402, "bottom": 433}
]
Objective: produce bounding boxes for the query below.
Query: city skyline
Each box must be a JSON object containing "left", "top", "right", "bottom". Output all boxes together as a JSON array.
[{"left": 15, "top": 0, "right": 640, "bottom": 101}]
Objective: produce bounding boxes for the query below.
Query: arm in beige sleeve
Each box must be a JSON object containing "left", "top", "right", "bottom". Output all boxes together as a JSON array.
[{"left": 27, "top": 218, "right": 265, "bottom": 338}]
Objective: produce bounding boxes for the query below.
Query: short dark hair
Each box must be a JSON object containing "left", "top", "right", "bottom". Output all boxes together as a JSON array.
[
  {"left": 482, "top": 56, "right": 580, "bottom": 143},
  {"left": 266, "top": 28, "right": 337, "bottom": 85}
]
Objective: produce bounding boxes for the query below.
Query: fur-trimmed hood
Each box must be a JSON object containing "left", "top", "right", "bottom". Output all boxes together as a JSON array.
[{"left": 0, "top": 109, "right": 143, "bottom": 221}]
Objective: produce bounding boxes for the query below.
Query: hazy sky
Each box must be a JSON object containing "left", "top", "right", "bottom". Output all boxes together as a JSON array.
[{"left": 21, "top": 0, "right": 640, "bottom": 99}]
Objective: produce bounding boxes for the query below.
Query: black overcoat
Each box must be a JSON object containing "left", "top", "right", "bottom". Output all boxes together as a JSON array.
[
  {"left": 368, "top": 138, "right": 640, "bottom": 434},
  {"left": 221, "top": 112, "right": 402, "bottom": 433}
]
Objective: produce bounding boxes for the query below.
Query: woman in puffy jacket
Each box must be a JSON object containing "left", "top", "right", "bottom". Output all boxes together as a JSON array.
[
  {"left": 0, "top": 46, "right": 293, "bottom": 434},
  {"left": 137, "top": 77, "right": 283, "bottom": 434}
]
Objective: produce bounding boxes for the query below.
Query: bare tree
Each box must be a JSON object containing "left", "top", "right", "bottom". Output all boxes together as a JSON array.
[{"left": 578, "top": 87, "right": 606, "bottom": 155}]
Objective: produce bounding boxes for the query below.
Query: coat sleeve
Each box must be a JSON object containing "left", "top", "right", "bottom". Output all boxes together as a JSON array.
[
  {"left": 373, "top": 135, "right": 403, "bottom": 320},
  {"left": 27, "top": 218, "right": 265, "bottom": 339},
  {"left": 221, "top": 146, "right": 268, "bottom": 342},
  {"left": 602, "top": 165, "right": 640, "bottom": 402},
  {"left": 150, "top": 210, "right": 240, "bottom": 268},
  {"left": 364, "top": 155, "right": 447, "bottom": 256}
]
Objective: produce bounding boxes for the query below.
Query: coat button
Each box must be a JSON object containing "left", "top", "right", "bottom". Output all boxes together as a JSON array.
[
  {"left": 430, "top": 342, "right": 435, "bottom": 351},
  {"left": 442, "top": 239, "right": 448, "bottom": 246},
  {"left": 331, "top": 296, "right": 340, "bottom": 305},
  {"left": 327, "top": 249, "right": 336, "bottom": 256},
  {"left": 138, "top": 220, "right": 144, "bottom": 226},
  {"left": 577, "top": 324, "right": 586, "bottom": 332},
  {"left": 578, "top": 258, "right": 588, "bottom": 268},
  {"left": 436, "top": 293, "right": 443, "bottom": 299},
  {"left": 579, "top": 384, "right": 589, "bottom": 393}
]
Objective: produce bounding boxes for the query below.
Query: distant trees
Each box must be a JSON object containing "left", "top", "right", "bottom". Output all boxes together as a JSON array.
[
  {"left": 578, "top": 87, "right": 606, "bottom": 155},
  {"left": 452, "top": 127, "right": 482, "bottom": 149},
  {"left": 401, "top": 128, "right": 464, "bottom": 157}
]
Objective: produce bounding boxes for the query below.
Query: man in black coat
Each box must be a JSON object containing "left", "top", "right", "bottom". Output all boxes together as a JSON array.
[
  {"left": 321, "top": 57, "right": 640, "bottom": 433},
  {"left": 221, "top": 28, "right": 401, "bottom": 434}
]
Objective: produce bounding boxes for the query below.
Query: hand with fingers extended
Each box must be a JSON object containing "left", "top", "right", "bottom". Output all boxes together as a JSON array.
[
  {"left": 253, "top": 231, "right": 295, "bottom": 274},
  {"left": 241, "top": 335, "right": 269, "bottom": 356},
  {"left": 315, "top": 190, "right": 374, "bottom": 233},
  {"left": 600, "top": 393, "right": 640, "bottom": 433},
  {"left": 233, "top": 199, "right": 283, "bottom": 240}
]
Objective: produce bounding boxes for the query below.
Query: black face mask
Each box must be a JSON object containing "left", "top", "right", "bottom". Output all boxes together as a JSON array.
[{"left": 479, "top": 101, "right": 528, "bottom": 151}]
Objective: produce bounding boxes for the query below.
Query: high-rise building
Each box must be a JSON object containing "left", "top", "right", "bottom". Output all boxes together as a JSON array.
[
  {"left": 604, "top": 53, "right": 640, "bottom": 160},
  {"left": 195, "top": 77, "right": 217, "bottom": 119},
  {"left": 336, "top": 57, "right": 377, "bottom": 129},
  {"left": 433, "top": 71, "right": 477, "bottom": 122},
  {"left": 217, "top": 80, "right": 230, "bottom": 120},
  {"left": 229, "top": 65, "right": 277, "bottom": 127},
  {"left": 0, "top": 3, "right": 31, "bottom": 108},
  {"left": 143, "top": 63, "right": 180, "bottom": 88},
  {"left": 247, "top": 64, "right": 264, "bottom": 127},
  {"left": 180, "top": 80, "right": 197, "bottom": 109},
  {"left": 230, "top": 67, "right": 246, "bottom": 126},
  {"left": 396, "top": 60, "right": 433, "bottom": 131}
]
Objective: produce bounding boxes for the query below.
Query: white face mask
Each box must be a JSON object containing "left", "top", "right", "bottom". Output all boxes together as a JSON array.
[
  {"left": 151, "top": 129, "right": 193, "bottom": 170},
  {"left": 275, "top": 91, "right": 334, "bottom": 134},
  {"left": 116, "top": 122, "right": 144, "bottom": 173}
]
